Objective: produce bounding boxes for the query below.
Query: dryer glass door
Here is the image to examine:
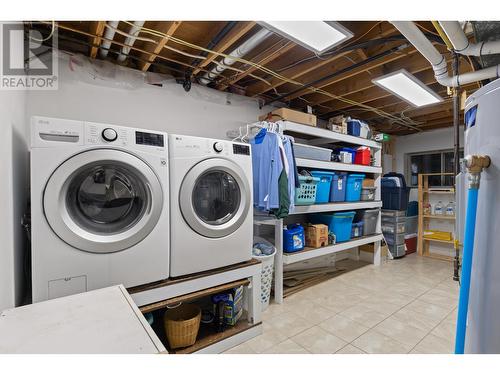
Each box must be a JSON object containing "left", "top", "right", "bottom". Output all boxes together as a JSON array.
[
  {"left": 180, "top": 159, "right": 250, "bottom": 238},
  {"left": 44, "top": 149, "right": 164, "bottom": 253}
]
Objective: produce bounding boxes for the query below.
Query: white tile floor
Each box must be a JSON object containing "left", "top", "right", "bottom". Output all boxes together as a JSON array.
[{"left": 225, "top": 253, "right": 458, "bottom": 354}]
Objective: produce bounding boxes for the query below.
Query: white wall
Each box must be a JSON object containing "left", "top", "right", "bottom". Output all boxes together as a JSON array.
[
  {"left": 0, "top": 52, "right": 267, "bottom": 309},
  {"left": 0, "top": 25, "right": 29, "bottom": 310},
  {"left": 394, "top": 126, "right": 463, "bottom": 258},
  {"left": 394, "top": 126, "right": 464, "bottom": 175},
  {"left": 26, "top": 53, "right": 265, "bottom": 139}
]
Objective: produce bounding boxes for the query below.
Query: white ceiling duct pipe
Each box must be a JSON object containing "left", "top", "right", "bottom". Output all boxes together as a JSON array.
[
  {"left": 439, "top": 21, "right": 500, "bottom": 56},
  {"left": 199, "top": 28, "right": 272, "bottom": 85},
  {"left": 117, "top": 21, "right": 145, "bottom": 63},
  {"left": 391, "top": 21, "right": 500, "bottom": 87},
  {"left": 100, "top": 21, "right": 119, "bottom": 58}
]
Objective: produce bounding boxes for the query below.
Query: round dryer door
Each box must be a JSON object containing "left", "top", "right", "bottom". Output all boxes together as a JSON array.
[
  {"left": 44, "top": 149, "right": 164, "bottom": 253},
  {"left": 179, "top": 158, "right": 251, "bottom": 238}
]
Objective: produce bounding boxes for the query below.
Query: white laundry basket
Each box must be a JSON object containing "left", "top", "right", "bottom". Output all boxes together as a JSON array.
[{"left": 252, "top": 237, "right": 276, "bottom": 311}]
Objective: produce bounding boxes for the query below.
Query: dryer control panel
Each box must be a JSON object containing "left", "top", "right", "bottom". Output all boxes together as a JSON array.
[{"left": 170, "top": 134, "right": 251, "bottom": 158}]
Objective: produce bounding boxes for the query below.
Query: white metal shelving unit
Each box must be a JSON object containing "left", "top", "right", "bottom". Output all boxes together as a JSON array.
[{"left": 254, "top": 121, "right": 383, "bottom": 304}]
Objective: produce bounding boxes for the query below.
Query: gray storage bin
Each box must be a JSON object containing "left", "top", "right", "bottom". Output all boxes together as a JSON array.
[
  {"left": 381, "top": 209, "right": 406, "bottom": 217},
  {"left": 356, "top": 209, "right": 379, "bottom": 236},
  {"left": 382, "top": 215, "right": 407, "bottom": 225},
  {"left": 384, "top": 232, "right": 405, "bottom": 246},
  {"left": 294, "top": 143, "right": 332, "bottom": 162},
  {"left": 405, "top": 215, "right": 418, "bottom": 235},
  {"left": 361, "top": 187, "right": 376, "bottom": 201},
  {"left": 388, "top": 243, "right": 406, "bottom": 258},
  {"left": 381, "top": 221, "right": 406, "bottom": 234}
]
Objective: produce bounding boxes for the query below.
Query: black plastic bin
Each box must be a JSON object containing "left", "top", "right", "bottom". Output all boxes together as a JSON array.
[{"left": 381, "top": 173, "right": 410, "bottom": 211}]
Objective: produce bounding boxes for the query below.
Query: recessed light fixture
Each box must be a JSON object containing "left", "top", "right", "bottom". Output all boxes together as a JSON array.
[
  {"left": 372, "top": 69, "right": 443, "bottom": 107},
  {"left": 259, "top": 21, "right": 353, "bottom": 54}
]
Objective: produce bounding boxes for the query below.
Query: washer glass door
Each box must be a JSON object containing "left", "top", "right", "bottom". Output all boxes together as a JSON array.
[
  {"left": 44, "top": 149, "right": 164, "bottom": 253},
  {"left": 180, "top": 159, "right": 250, "bottom": 238}
]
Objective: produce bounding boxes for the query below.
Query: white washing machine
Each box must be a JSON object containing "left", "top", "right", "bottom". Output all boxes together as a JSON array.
[
  {"left": 169, "top": 134, "right": 253, "bottom": 277},
  {"left": 31, "top": 116, "right": 170, "bottom": 302}
]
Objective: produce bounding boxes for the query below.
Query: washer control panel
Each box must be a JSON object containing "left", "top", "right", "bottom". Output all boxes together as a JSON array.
[{"left": 31, "top": 116, "right": 167, "bottom": 154}]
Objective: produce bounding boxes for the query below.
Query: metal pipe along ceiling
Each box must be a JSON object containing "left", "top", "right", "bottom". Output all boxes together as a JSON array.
[{"left": 199, "top": 28, "right": 272, "bottom": 85}]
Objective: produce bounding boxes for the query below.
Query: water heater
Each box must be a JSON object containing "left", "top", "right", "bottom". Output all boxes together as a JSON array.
[{"left": 461, "top": 78, "right": 500, "bottom": 353}]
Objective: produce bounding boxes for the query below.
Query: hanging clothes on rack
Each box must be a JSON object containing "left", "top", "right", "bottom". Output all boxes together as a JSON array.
[
  {"left": 282, "top": 136, "right": 297, "bottom": 213},
  {"left": 249, "top": 121, "right": 298, "bottom": 219}
]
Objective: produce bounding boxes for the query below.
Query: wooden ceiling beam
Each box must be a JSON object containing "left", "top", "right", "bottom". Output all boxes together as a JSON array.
[
  {"left": 282, "top": 43, "right": 413, "bottom": 100},
  {"left": 139, "top": 21, "right": 183, "bottom": 72},
  {"left": 245, "top": 22, "right": 397, "bottom": 97},
  {"left": 191, "top": 21, "right": 256, "bottom": 76},
  {"left": 306, "top": 51, "right": 442, "bottom": 111},
  {"left": 89, "top": 21, "right": 106, "bottom": 59},
  {"left": 217, "top": 39, "right": 295, "bottom": 90},
  {"left": 312, "top": 63, "right": 437, "bottom": 116}
]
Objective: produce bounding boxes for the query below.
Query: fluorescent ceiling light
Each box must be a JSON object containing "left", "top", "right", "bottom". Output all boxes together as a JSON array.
[
  {"left": 259, "top": 21, "right": 353, "bottom": 54},
  {"left": 372, "top": 69, "right": 443, "bottom": 107}
]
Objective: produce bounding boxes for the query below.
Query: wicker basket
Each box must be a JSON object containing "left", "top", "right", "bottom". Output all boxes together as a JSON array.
[{"left": 163, "top": 304, "right": 201, "bottom": 349}]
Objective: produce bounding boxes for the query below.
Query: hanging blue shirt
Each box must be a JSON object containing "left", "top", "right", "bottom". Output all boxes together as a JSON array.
[{"left": 250, "top": 129, "right": 283, "bottom": 211}]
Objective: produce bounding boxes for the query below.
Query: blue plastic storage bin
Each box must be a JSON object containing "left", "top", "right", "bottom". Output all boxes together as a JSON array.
[
  {"left": 283, "top": 224, "right": 305, "bottom": 253},
  {"left": 351, "top": 221, "right": 364, "bottom": 238},
  {"left": 330, "top": 172, "right": 347, "bottom": 202},
  {"left": 333, "top": 147, "right": 356, "bottom": 164},
  {"left": 345, "top": 174, "right": 365, "bottom": 201},
  {"left": 310, "top": 211, "right": 356, "bottom": 242},
  {"left": 347, "top": 120, "right": 361, "bottom": 136},
  {"left": 310, "top": 171, "right": 335, "bottom": 204}
]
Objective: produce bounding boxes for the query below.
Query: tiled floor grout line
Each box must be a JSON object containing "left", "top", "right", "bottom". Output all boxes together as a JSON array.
[
  {"left": 339, "top": 279, "right": 455, "bottom": 353},
  {"left": 406, "top": 306, "right": 457, "bottom": 353},
  {"left": 255, "top": 257, "right": 457, "bottom": 354}
]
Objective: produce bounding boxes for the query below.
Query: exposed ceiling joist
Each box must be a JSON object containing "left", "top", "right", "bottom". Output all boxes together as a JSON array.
[
  {"left": 245, "top": 22, "right": 398, "bottom": 97},
  {"left": 139, "top": 21, "right": 183, "bottom": 72},
  {"left": 191, "top": 21, "right": 256, "bottom": 76},
  {"left": 89, "top": 21, "right": 106, "bottom": 59},
  {"left": 217, "top": 39, "right": 295, "bottom": 90}
]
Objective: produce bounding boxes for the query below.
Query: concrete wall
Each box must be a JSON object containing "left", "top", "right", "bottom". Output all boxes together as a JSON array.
[{"left": 0, "top": 25, "right": 29, "bottom": 310}]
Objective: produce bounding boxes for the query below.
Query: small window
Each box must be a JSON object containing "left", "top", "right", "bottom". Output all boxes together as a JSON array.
[{"left": 406, "top": 149, "right": 463, "bottom": 187}]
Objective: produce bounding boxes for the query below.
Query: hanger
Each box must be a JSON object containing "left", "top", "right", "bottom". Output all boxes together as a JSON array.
[{"left": 231, "top": 126, "right": 243, "bottom": 142}]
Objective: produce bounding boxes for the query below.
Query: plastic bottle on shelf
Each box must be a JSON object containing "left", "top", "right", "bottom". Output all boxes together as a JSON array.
[
  {"left": 434, "top": 201, "right": 444, "bottom": 215},
  {"left": 446, "top": 201, "right": 455, "bottom": 216},
  {"left": 423, "top": 202, "right": 432, "bottom": 215}
]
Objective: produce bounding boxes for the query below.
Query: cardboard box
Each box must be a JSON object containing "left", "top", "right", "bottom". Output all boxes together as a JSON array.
[
  {"left": 305, "top": 223, "right": 328, "bottom": 248},
  {"left": 327, "top": 115, "right": 348, "bottom": 134},
  {"left": 362, "top": 178, "right": 375, "bottom": 188},
  {"left": 259, "top": 108, "right": 317, "bottom": 127},
  {"left": 359, "top": 243, "right": 389, "bottom": 257}
]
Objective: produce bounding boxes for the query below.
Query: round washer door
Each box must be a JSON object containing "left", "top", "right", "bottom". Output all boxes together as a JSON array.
[
  {"left": 179, "top": 158, "right": 250, "bottom": 238},
  {"left": 44, "top": 149, "right": 163, "bottom": 253}
]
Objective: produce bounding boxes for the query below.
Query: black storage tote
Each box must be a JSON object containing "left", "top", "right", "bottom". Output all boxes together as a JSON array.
[{"left": 381, "top": 173, "right": 410, "bottom": 211}]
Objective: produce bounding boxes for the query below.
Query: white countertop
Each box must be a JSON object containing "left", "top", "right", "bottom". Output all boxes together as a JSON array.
[{"left": 0, "top": 285, "right": 165, "bottom": 354}]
